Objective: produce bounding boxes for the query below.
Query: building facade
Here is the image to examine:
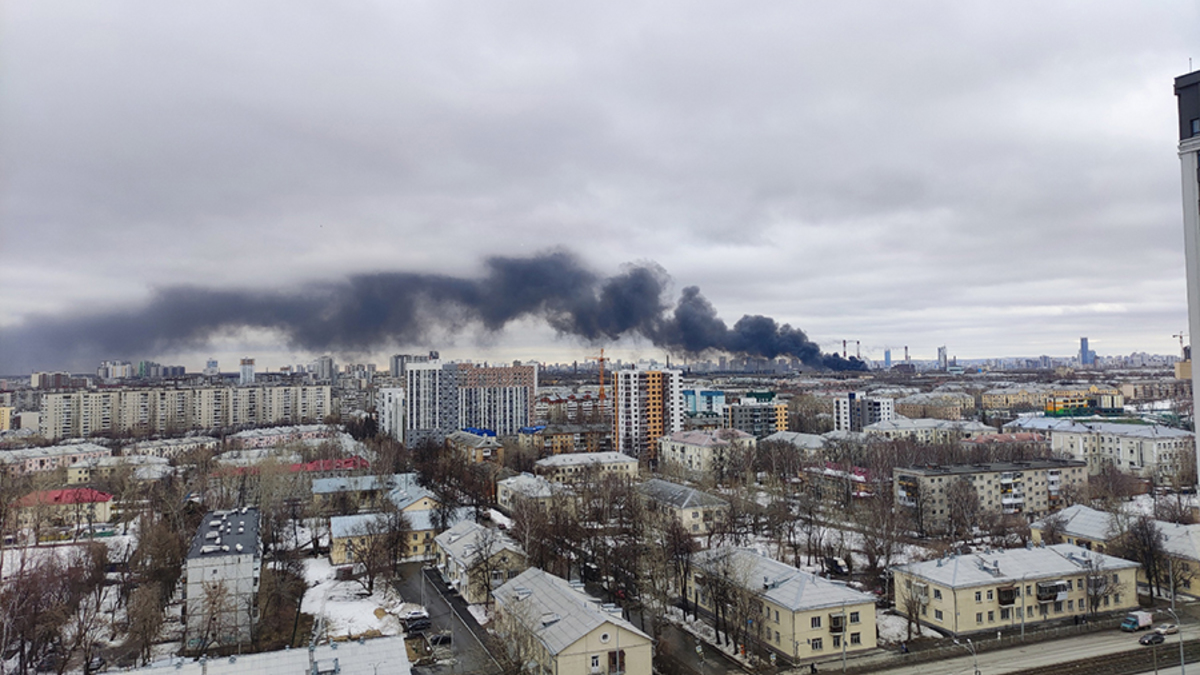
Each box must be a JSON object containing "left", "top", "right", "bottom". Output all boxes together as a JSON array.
[
  {"left": 183, "top": 507, "right": 262, "bottom": 652},
  {"left": 613, "top": 367, "right": 684, "bottom": 459},
  {"left": 833, "top": 393, "right": 894, "bottom": 432}
]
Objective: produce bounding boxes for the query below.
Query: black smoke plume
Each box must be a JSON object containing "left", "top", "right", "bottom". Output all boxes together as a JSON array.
[{"left": 0, "top": 251, "right": 867, "bottom": 373}]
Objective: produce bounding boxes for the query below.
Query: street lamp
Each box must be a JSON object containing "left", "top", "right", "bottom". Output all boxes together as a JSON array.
[
  {"left": 953, "top": 638, "right": 981, "bottom": 675},
  {"left": 1166, "top": 608, "right": 1185, "bottom": 675}
]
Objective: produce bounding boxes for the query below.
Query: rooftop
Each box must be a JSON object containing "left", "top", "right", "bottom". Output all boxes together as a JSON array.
[
  {"left": 892, "top": 543, "right": 1138, "bottom": 589},
  {"left": 635, "top": 478, "right": 728, "bottom": 510},
  {"left": 535, "top": 451, "right": 636, "bottom": 468},
  {"left": 187, "top": 507, "right": 261, "bottom": 560},
  {"left": 896, "top": 459, "right": 1086, "bottom": 476},
  {"left": 693, "top": 548, "right": 876, "bottom": 612}
]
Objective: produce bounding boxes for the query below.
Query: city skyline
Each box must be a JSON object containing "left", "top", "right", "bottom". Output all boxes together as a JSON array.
[{"left": 2, "top": 3, "right": 1198, "bottom": 372}]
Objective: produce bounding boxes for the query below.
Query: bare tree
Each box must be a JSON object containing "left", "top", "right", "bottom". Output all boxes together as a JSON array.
[
  {"left": 1113, "top": 515, "right": 1168, "bottom": 598},
  {"left": 466, "top": 526, "right": 505, "bottom": 606},
  {"left": 855, "top": 494, "right": 903, "bottom": 577},
  {"left": 124, "top": 583, "right": 165, "bottom": 666},
  {"left": 1038, "top": 512, "right": 1069, "bottom": 545},
  {"left": 944, "top": 477, "right": 982, "bottom": 545}
]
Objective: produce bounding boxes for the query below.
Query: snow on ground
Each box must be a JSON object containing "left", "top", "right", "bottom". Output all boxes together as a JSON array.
[
  {"left": 1127, "top": 492, "right": 1198, "bottom": 518},
  {"left": 301, "top": 558, "right": 403, "bottom": 640},
  {"left": 487, "top": 508, "right": 512, "bottom": 529},
  {"left": 876, "top": 609, "right": 940, "bottom": 644},
  {"left": 468, "top": 604, "right": 491, "bottom": 626}
]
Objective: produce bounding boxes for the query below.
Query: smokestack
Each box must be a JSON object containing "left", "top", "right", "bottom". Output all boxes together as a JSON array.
[
  {"left": 843, "top": 340, "right": 847, "bottom": 358},
  {"left": 856, "top": 340, "right": 860, "bottom": 359},
  {"left": 905, "top": 346, "right": 910, "bottom": 362}
]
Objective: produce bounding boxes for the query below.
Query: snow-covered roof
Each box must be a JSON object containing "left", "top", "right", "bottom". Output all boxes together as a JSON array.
[
  {"left": 127, "top": 636, "right": 410, "bottom": 675},
  {"left": 535, "top": 451, "right": 637, "bottom": 468},
  {"left": 388, "top": 473, "right": 438, "bottom": 511},
  {"left": 499, "top": 472, "right": 569, "bottom": 499},
  {"left": 865, "top": 419, "right": 994, "bottom": 433},
  {"left": 1032, "top": 504, "right": 1200, "bottom": 563},
  {"left": 693, "top": 548, "right": 876, "bottom": 612},
  {"left": 312, "top": 474, "right": 393, "bottom": 495},
  {"left": 1004, "top": 417, "right": 1193, "bottom": 440},
  {"left": 494, "top": 568, "right": 649, "bottom": 656},
  {"left": 636, "top": 479, "right": 728, "bottom": 510},
  {"left": 662, "top": 429, "right": 755, "bottom": 447},
  {"left": 434, "top": 520, "right": 523, "bottom": 565},
  {"left": 891, "top": 543, "right": 1138, "bottom": 589},
  {"left": 762, "top": 431, "right": 825, "bottom": 450}
]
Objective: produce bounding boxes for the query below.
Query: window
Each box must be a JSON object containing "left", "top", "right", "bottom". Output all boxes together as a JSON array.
[
  {"left": 987, "top": 590, "right": 994, "bottom": 601},
  {"left": 1068, "top": 600, "right": 1074, "bottom": 611},
  {"left": 1192, "top": 118, "right": 1200, "bottom": 136},
  {"left": 608, "top": 650, "right": 626, "bottom": 674},
  {"left": 775, "top": 631, "right": 780, "bottom": 643},
  {"left": 1001, "top": 608, "right": 1011, "bottom": 620},
  {"left": 934, "top": 610, "right": 943, "bottom": 621},
  {"left": 833, "top": 636, "right": 842, "bottom": 649},
  {"left": 933, "top": 589, "right": 942, "bottom": 600},
  {"left": 849, "top": 611, "right": 859, "bottom": 624},
  {"left": 975, "top": 591, "right": 982, "bottom": 603},
  {"left": 775, "top": 610, "right": 780, "bottom": 622},
  {"left": 988, "top": 611, "right": 994, "bottom": 622},
  {"left": 812, "top": 616, "right": 821, "bottom": 629},
  {"left": 850, "top": 632, "right": 861, "bottom": 645},
  {"left": 811, "top": 638, "right": 823, "bottom": 651},
  {"left": 1054, "top": 601, "right": 1063, "bottom": 613},
  {"left": 976, "top": 612, "right": 983, "bottom": 624},
  {"left": 1114, "top": 593, "right": 1121, "bottom": 604},
  {"left": 592, "top": 655, "right": 600, "bottom": 670}
]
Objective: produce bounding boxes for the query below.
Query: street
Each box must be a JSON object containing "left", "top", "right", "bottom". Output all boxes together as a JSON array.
[{"left": 390, "top": 561, "right": 500, "bottom": 675}]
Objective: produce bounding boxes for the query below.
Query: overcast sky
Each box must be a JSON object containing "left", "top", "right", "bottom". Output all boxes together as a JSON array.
[{"left": 2, "top": 2, "right": 1198, "bottom": 374}]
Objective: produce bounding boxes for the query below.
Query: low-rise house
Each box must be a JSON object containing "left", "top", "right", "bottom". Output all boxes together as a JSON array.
[
  {"left": 434, "top": 521, "right": 527, "bottom": 604},
  {"left": 1031, "top": 504, "right": 1200, "bottom": 594},
  {"left": 496, "top": 472, "right": 571, "bottom": 514},
  {"left": 635, "top": 478, "right": 728, "bottom": 536},
  {"left": 534, "top": 451, "right": 638, "bottom": 484},
  {"left": 761, "top": 431, "right": 826, "bottom": 457},
  {"left": 312, "top": 474, "right": 396, "bottom": 513},
  {"left": 893, "top": 460, "right": 1088, "bottom": 532},
  {"left": 14, "top": 487, "right": 113, "bottom": 529},
  {"left": 894, "top": 392, "right": 976, "bottom": 421},
  {"left": 446, "top": 428, "right": 503, "bottom": 463},
  {"left": 183, "top": 507, "right": 261, "bottom": 652},
  {"left": 518, "top": 424, "right": 613, "bottom": 455},
  {"left": 891, "top": 544, "right": 1139, "bottom": 636},
  {"left": 494, "top": 568, "right": 653, "bottom": 675},
  {"left": 657, "top": 429, "right": 757, "bottom": 478},
  {"left": 687, "top": 548, "right": 877, "bottom": 664},
  {"left": 0, "top": 442, "right": 111, "bottom": 475},
  {"left": 1023, "top": 420, "right": 1192, "bottom": 481}
]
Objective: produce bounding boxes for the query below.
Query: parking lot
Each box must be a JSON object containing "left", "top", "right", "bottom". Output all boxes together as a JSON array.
[{"left": 391, "top": 561, "right": 500, "bottom": 675}]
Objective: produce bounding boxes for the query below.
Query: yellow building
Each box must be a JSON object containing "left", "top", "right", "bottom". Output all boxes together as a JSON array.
[
  {"left": 891, "top": 544, "right": 1139, "bottom": 636},
  {"left": 0, "top": 406, "right": 11, "bottom": 431},
  {"left": 688, "top": 548, "right": 877, "bottom": 665},
  {"left": 15, "top": 488, "right": 114, "bottom": 529},
  {"left": 533, "top": 451, "right": 639, "bottom": 484},
  {"left": 494, "top": 568, "right": 653, "bottom": 675}
]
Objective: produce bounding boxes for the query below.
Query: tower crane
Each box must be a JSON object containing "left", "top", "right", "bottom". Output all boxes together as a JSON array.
[
  {"left": 1174, "top": 332, "right": 1188, "bottom": 359},
  {"left": 587, "top": 348, "right": 608, "bottom": 401}
]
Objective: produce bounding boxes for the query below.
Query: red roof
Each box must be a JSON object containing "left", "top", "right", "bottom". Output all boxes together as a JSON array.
[{"left": 16, "top": 488, "right": 113, "bottom": 507}]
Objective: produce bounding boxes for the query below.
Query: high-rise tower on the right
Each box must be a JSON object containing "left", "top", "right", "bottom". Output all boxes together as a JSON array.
[{"left": 1175, "top": 69, "right": 1200, "bottom": 489}]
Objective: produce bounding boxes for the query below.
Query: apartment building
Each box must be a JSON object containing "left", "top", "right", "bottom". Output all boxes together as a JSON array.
[
  {"left": 864, "top": 418, "right": 997, "bottom": 444},
  {"left": 183, "top": 507, "right": 261, "bottom": 652},
  {"left": 833, "top": 392, "right": 894, "bottom": 432},
  {"left": 723, "top": 400, "right": 788, "bottom": 438},
  {"left": 534, "top": 451, "right": 638, "bottom": 483},
  {"left": 1006, "top": 418, "right": 1195, "bottom": 480},
  {"left": 446, "top": 428, "right": 503, "bottom": 463},
  {"left": 893, "top": 460, "right": 1087, "bottom": 531},
  {"left": 0, "top": 442, "right": 112, "bottom": 475},
  {"left": 496, "top": 472, "right": 571, "bottom": 514},
  {"left": 657, "top": 429, "right": 757, "bottom": 478},
  {"left": 635, "top": 478, "right": 728, "bottom": 536},
  {"left": 613, "top": 366, "right": 684, "bottom": 459},
  {"left": 376, "top": 387, "right": 405, "bottom": 440},
  {"left": 687, "top": 548, "right": 877, "bottom": 665},
  {"left": 38, "top": 385, "right": 331, "bottom": 440},
  {"left": 124, "top": 436, "right": 220, "bottom": 459},
  {"left": 894, "top": 392, "right": 975, "bottom": 421},
  {"left": 517, "top": 423, "right": 613, "bottom": 455},
  {"left": 404, "top": 361, "right": 538, "bottom": 445},
  {"left": 891, "top": 545, "right": 1139, "bottom": 636},
  {"left": 434, "top": 521, "right": 528, "bottom": 605}
]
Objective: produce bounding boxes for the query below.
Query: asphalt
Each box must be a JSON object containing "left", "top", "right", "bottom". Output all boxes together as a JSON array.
[{"left": 390, "top": 561, "right": 501, "bottom": 675}]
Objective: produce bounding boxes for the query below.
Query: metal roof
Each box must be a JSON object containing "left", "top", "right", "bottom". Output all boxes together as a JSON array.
[
  {"left": 126, "top": 636, "right": 410, "bottom": 675},
  {"left": 434, "top": 520, "right": 523, "bottom": 565},
  {"left": 535, "top": 451, "right": 636, "bottom": 468},
  {"left": 693, "top": 548, "right": 875, "bottom": 612},
  {"left": 891, "top": 543, "right": 1139, "bottom": 589},
  {"left": 187, "top": 507, "right": 260, "bottom": 560},
  {"left": 635, "top": 478, "right": 728, "bottom": 510},
  {"left": 494, "top": 568, "right": 649, "bottom": 656}
]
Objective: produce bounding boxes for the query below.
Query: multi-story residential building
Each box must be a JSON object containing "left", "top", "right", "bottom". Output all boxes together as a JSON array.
[
  {"left": 14, "top": 487, "right": 114, "bottom": 529},
  {"left": 864, "top": 418, "right": 997, "bottom": 444},
  {"left": 493, "top": 568, "right": 653, "bottom": 675},
  {"left": 762, "top": 430, "right": 826, "bottom": 457},
  {"left": 38, "top": 385, "right": 331, "bottom": 440},
  {"left": 434, "top": 520, "right": 527, "bottom": 604},
  {"left": 894, "top": 392, "right": 975, "bottom": 421},
  {"left": 613, "top": 366, "right": 683, "bottom": 459},
  {"left": 227, "top": 424, "right": 335, "bottom": 449},
  {"left": 959, "top": 432, "right": 1048, "bottom": 455},
  {"left": 891, "top": 544, "right": 1139, "bottom": 637},
  {"left": 124, "top": 436, "right": 220, "bottom": 459},
  {"left": 534, "top": 451, "right": 638, "bottom": 483},
  {"left": 68, "top": 455, "right": 171, "bottom": 484},
  {"left": 446, "top": 428, "right": 503, "bottom": 463},
  {"left": 687, "top": 548, "right": 877, "bottom": 665},
  {"left": 0, "top": 442, "right": 112, "bottom": 475},
  {"left": 833, "top": 392, "right": 894, "bottom": 432},
  {"left": 893, "top": 460, "right": 1088, "bottom": 532},
  {"left": 0, "top": 406, "right": 11, "bottom": 431},
  {"left": 683, "top": 389, "right": 726, "bottom": 415},
  {"left": 723, "top": 400, "right": 788, "bottom": 438},
  {"left": 1031, "top": 504, "right": 1200, "bottom": 594},
  {"left": 657, "top": 429, "right": 757, "bottom": 479},
  {"left": 496, "top": 472, "right": 571, "bottom": 514},
  {"left": 1120, "top": 379, "right": 1192, "bottom": 402},
  {"left": 183, "top": 507, "right": 261, "bottom": 652},
  {"left": 635, "top": 478, "right": 727, "bottom": 537},
  {"left": 405, "top": 361, "right": 538, "bottom": 445},
  {"left": 1044, "top": 386, "right": 1124, "bottom": 416},
  {"left": 517, "top": 423, "right": 613, "bottom": 455},
  {"left": 1006, "top": 418, "right": 1195, "bottom": 480},
  {"left": 981, "top": 386, "right": 1053, "bottom": 412},
  {"left": 376, "top": 387, "right": 405, "bottom": 440},
  {"left": 534, "top": 392, "right": 610, "bottom": 424}
]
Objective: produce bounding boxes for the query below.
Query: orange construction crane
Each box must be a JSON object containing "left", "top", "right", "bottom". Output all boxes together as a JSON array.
[
  {"left": 587, "top": 348, "right": 608, "bottom": 400},
  {"left": 1174, "top": 332, "right": 1188, "bottom": 358}
]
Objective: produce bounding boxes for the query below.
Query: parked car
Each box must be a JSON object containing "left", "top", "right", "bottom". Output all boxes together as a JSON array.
[
  {"left": 429, "top": 631, "right": 453, "bottom": 646},
  {"left": 404, "top": 618, "right": 432, "bottom": 633},
  {"left": 1140, "top": 632, "right": 1166, "bottom": 646},
  {"left": 399, "top": 608, "right": 430, "bottom": 622},
  {"left": 1156, "top": 623, "right": 1179, "bottom": 635}
]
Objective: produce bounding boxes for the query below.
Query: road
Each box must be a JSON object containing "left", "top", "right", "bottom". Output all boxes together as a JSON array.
[
  {"left": 860, "top": 624, "right": 1199, "bottom": 675},
  {"left": 391, "top": 561, "right": 500, "bottom": 675}
]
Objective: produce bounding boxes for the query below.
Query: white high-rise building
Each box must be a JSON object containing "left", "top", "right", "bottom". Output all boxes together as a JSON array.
[
  {"left": 613, "top": 365, "right": 683, "bottom": 459},
  {"left": 239, "top": 358, "right": 255, "bottom": 386},
  {"left": 833, "top": 392, "right": 895, "bottom": 432},
  {"left": 376, "top": 387, "right": 406, "bottom": 440},
  {"left": 1177, "top": 69, "right": 1200, "bottom": 489}
]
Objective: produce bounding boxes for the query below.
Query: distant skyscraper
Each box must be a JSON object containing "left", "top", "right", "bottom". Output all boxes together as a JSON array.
[
  {"left": 239, "top": 358, "right": 255, "bottom": 386},
  {"left": 936, "top": 346, "right": 948, "bottom": 370},
  {"left": 314, "top": 355, "right": 337, "bottom": 383},
  {"left": 884, "top": 349, "right": 892, "bottom": 370},
  {"left": 203, "top": 358, "right": 219, "bottom": 376},
  {"left": 1079, "top": 338, "right": 1092, "bottom": 367},
  {"left": 404, "top": 361, "right": 538, "bottom": 445}
]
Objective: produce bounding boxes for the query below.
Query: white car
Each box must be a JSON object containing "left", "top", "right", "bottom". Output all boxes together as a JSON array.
[
  {"left": 1156, "top": 623, "right": 1179, "bottom": 635},
  {"left": 399, "top": 608, "right": 430, "bottom": 621}
]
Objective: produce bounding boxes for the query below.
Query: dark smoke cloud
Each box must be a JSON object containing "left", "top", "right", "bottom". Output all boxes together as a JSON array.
[{"left": 0, "top": 251, "right": 867, "bottom": 373}]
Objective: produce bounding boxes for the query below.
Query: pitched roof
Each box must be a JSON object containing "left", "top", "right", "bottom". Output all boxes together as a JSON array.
[
  {"left": 1032, "top": 504, "right": 1200, "bottom": 563},
  {"left": 15, "top": 487, "right": 113, "bottom": 507},
  {"left": 534, "top": 451, "right": 636, "bottom": 468},
  {"left": 434, "top": 520, "right": 523, "bottom": 564},
  {"left": 494, "top": 568, "right": 649, "bottom": 656},
  {"left": 891, "top": 543, "right": 1139, "bottom": 589},
  {"left": 636, "top": 479, "right": 728, "bottom": 510},
  {"left": 693, "top": 548, "right": 875, "bottom": 612},
  {"left": 663, "top": 429, "right": 755, "bottom": 447}
]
